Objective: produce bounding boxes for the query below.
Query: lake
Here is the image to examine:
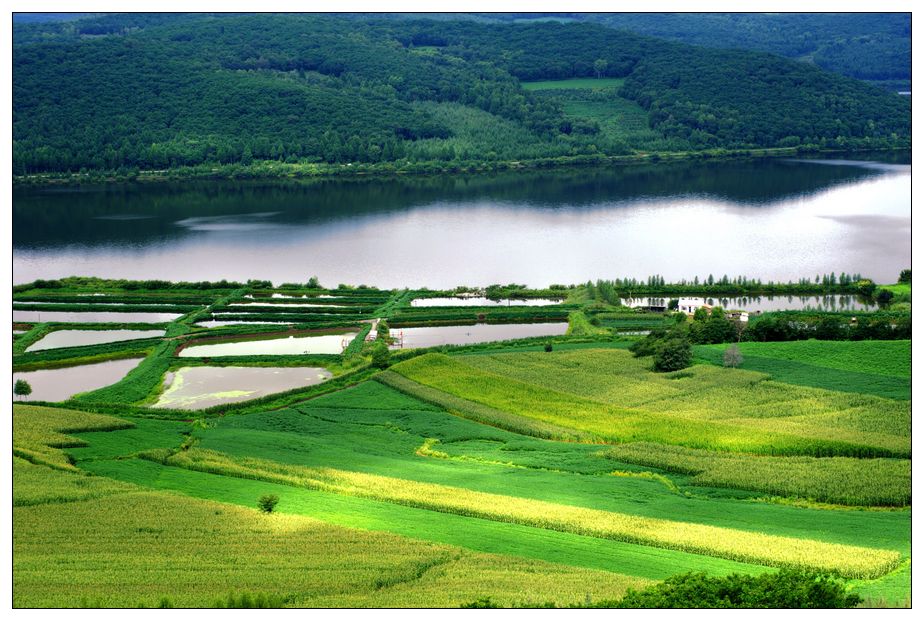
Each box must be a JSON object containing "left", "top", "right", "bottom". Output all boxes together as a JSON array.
[{"left": 13, "top": 155, "right": 910, "bottom": 288}]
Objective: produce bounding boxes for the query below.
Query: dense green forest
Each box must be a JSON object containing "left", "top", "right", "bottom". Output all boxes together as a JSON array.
[
  {"left": 477, "top": 14, "right": 910, "bottom": 88},
  {"left": 13, "top": 13, "right": 910, "bottom": 176}
]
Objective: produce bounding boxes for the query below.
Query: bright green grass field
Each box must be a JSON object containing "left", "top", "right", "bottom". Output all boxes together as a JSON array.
[
  {"left": 521, "top": 77, "right": 627, "bottom": 90},
  {"left": 694, "top": 340, "right": 910, "bottom": 400}
]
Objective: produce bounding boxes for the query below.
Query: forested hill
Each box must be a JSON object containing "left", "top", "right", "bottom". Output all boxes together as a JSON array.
[
  {"left": 13, "top": 13, "right": 910, "bottom": 176},
  {"left": 471, "top": 13, "right": 911, "bottom": 89}
]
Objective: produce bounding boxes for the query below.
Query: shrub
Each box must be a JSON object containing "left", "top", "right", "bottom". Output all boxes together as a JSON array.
[
  {"left": 544, "top": 342, "right": 553, "bottom": 352},
  {"left": 898, "top": 269, "right": 911, "bottom": 284},
  {"left": 607, "top": 570, "right": 861, "bottom": 608},
  {"left": 257, "top": 494, "right": 279, "bottom": 513},
  {"left": 653, "top": 338, "right": 692, "bottom": 372},
  {"left": 856, "top": 279, "right": 876, "bottom": 297},
  {"left": 876, "top": 289, "right": 894, "bottom": 304},
  {"left": 371, "top": 342, "right": 391, "bottom": 369}
]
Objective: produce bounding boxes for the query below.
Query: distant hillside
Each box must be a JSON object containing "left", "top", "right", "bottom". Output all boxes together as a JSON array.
[
  {"left": 468, "top": 13, "right": 911, "bottom": 90},
  {"left": 13, "top": 14, "right": 910, "bottom": 176}
]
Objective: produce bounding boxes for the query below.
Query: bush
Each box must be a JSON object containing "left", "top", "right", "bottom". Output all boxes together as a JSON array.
[
  {"left": 257, "top": 494, "right": 279, "bottom": 513},
  {"left": 898, "top": 269, "right": 911, "bottom": 284},
  {"left": 607, "top": 570, "right": 861, "bottom": 608},
  {"left": 876, "top": 289, "right": 894, "bottom": 304},
  {"left": 653, "top": 338, "right": 693, "bottom": 372},
  {"left": 856, "top": 279, "right": 876, "bottom": 297},
  {"left": 371, "top": 342, "right": 391, "bottom": 369},
  {"left": 544, "top": 342, "right": 553, "bottom": 352}
]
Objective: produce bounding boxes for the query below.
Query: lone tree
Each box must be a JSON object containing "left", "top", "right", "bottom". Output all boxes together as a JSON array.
[
  {"left": 653, "top": 338, "right": 693, "bottom": 372},
  {"left": 593, "top": 58, "right": 608, "bottom": 79},
  {"left": 14, "top": 379, "right": 32, "bottom": 400},
  {"left": 723, "top": 344, "right": 744, "bottom": 368},
  {"left": 898, "top": 269, "right": 911, "bottom": 284},
  {"left": 257, "top": 494, "right": 279, "bottom": 513}
]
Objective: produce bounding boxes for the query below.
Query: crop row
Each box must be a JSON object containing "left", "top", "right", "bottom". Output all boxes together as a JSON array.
[
  {"left": 148, "top": 448, "right": 902, "bottom": 579},
  {"left": 600, "top": 442, "right": 911, "bottom": 507}
]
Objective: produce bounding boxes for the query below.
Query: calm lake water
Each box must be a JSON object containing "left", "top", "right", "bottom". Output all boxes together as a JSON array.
[
  {"left": 390, "top": 322, "right": 568, "bottom": 349},
  {"left": 13, "top": 155, "right": 910, "bottom": 287},
  {"left": 153, "top": 366, "right": 332, "bottom": 409},
  {"left": 12, "top": 357, "right": 143, "bottom": 402}
]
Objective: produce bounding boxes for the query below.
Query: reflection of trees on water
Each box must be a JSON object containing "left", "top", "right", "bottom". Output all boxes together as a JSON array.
[
  {"left": 623, "top": 294, "right": 877, "bottom": 312},
  {"left": 14, "top": 158, "right": 882, "bottom": 247}
]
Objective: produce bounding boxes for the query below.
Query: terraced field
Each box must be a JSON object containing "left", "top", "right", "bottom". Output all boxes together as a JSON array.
[{"left": 11, "top": 280, "right": 912, "bottom": 607}]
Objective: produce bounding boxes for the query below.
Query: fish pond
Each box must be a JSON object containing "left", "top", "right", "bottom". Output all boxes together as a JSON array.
[
  {"left": 12, "top": 310, "right": 181, "bottom": 323},
  {"left": 390, "top": 322, "right": 568, "bottom": 349},
  {"left": 25, "top": 329, "right": 165, "bottom": 352},
  {"left": 152, "top": 366, "right": 333, "bottom": 409},
  {"left": 410, "top": 297, "right": 563, "bottom": 307},
  {"left": 12, "top": 357, "right": 143, "bottom": 402},
  {"left": 178, "top": 332, "right": 358, "bottom": 357}
]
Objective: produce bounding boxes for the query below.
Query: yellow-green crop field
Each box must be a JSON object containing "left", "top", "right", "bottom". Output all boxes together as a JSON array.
[{"left": 12, "top": 338, "right": 912, "bottom": 607}]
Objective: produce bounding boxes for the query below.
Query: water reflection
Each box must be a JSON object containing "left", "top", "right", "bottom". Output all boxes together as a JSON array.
[
  {"left": 14, "top": 156, "right": 909, "bottom": 287},
  {"left": 621, "top": 295, "right": 878, "bottom": 313}
]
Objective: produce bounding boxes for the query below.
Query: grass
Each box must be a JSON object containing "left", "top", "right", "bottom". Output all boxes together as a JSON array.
[
  {"left": 389, "top": 352, "right": 908, "bottom": 457},
  {"left": 566, "top": 311, "right": 609, "bottom": 336},
  {"left": 521, "top": 78, "right": 627, "bottom": 90},
  {"left": 694, "top": 340, "right": 910, "bottom": 400}
]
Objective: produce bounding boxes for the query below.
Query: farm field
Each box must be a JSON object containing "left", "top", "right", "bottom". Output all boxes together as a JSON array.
[
  {"left": 694, "top": 340, "right": 910, "bottom": 399},
  {"left": 10, "top": 279, "right": 912, "bottom": 607}
]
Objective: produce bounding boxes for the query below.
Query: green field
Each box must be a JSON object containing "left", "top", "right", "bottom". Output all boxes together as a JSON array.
[
  {"left": 521, "top": 78, "right": 627, "bottom": 90},
  {"left": 694, "top": 340, "right": 910, "bottom": 399},
  {"left": 10, "top": 280, "right": 912, "bottom": 607}
]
